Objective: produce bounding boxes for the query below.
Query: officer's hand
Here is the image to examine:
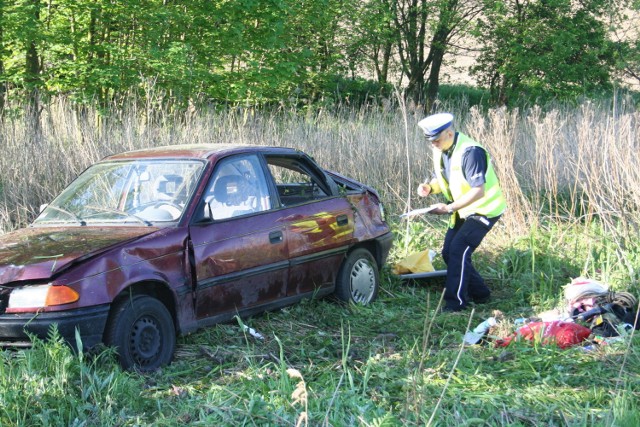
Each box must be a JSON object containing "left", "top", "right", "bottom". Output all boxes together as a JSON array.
[
  {"left": 430, "top": 203, "right": 450, "bottom": 215},
  {"left": 417, "top": 183, "right": 431, "bottom": 197}
]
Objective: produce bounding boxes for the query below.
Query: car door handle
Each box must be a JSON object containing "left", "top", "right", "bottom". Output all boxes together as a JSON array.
[
  {"left": 336, "top": 214, "right": 349, "bottom": 226},
  {"left": 269, "top": 231, "right": 283, "bottom": 244}
]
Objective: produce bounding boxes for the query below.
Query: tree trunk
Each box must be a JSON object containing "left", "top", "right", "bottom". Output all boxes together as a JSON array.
[
  {"left": 406, "top": 72, "right": 425, "bottom": 104},
  {"left": 425, "top": 51, "right": 442, "bottom": 112},
  {"left": 424, "top": 18, "right": 450, "bottom": 112},
  {"left": 392, "top": 0, "right": 430, "bottom": 104},
  {"left": 374, "top": 38, "right": 393, "bottom": 84},
  {"left": 25, "top": 0, "right": 42, "bottom": 135}
]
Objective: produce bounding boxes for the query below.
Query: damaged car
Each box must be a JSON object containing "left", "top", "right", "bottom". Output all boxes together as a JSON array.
[{"left": 0, "top": 144, "right": 393, "bottom": 370}]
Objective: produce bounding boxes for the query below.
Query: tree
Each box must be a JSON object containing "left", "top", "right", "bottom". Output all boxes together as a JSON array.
[
  {"left": 620, "top": 39, "right": 640, "bottom": 85},
  {"left": 389, "top": 0, "right": 434, "bottom": 103},
  {"left": 472, "top": 0, "right": 617, "bottom": 105},
  {"left": 6, "top": 0, "right": 44, "bottom": 126},
  {"left": 283, "top": 0, "right": 358, "bottom": 101},
  {"left": 369, "top": 0, "right": 481, "bottom": 108},
  {"left": 609, "top": 0, "right": 640, "bottom": 87},
  {"left": 347, "top": 0, "right": 396, "bottom": 84},
  {"left": 423, "top": 0, "right": 481, "bottom": 109}
]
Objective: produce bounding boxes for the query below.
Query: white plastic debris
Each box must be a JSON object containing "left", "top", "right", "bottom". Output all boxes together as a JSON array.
[
  {"left": 242, "top": 325, "right": 265, "bottom": 340},
  {"left": 464, "top": 317, "right": 497, "bottom": 345}
]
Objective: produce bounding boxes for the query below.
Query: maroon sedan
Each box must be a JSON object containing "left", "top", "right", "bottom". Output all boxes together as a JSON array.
[{"left": 0, "top": 145, "right": 393, "bottom": 370}]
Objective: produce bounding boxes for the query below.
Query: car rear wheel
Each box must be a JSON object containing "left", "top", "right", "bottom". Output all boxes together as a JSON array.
[
  {"left": 105, "top": 295, "right": 175, "bottom": 371},
  {"left": 335, "top": 248, "right": 379, "bottom": 305}
]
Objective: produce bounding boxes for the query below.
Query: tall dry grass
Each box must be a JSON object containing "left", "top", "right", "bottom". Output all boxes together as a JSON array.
[{"left": 0, "top": 96, "right": 638, "bottom": 242}]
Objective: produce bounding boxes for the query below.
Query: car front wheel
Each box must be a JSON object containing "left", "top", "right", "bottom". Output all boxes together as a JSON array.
[
  {"left": 335, "top": 248, "right": 379, "bottom": 305},
  {"left": 105, "top": 295, "right": 176, "bottom": 371}
]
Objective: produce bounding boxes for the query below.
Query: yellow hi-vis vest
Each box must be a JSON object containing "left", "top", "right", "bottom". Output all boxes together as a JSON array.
[{"left": 433, "top": 133, "right": 506, "bottom": 227}]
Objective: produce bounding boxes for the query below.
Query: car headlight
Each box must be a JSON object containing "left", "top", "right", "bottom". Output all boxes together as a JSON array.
[{"left": 7, "top": 284, "right": 79, "bottom": 311}]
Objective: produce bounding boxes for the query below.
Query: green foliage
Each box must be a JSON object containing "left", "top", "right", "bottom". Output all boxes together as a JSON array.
[
  {"left": 1, "top": 0, "right": 635, "bottom": 109},
  {"left": 0, "top": 0, "right": 313, "bottom": 107},
  {"left": 437, "top": 84, "right": 492, "bottom": 109},
  {"left": 472, "top": 0, "right": 618, "bottom": 105},
  {"left": 345, "top": 0, "right": 396, "bottom": 84},
  {"left": 0, "top": 327, "right": 148, "bottom": 426},
  {"left": 311, "top": 74, "right": 393, "bottom": 106}
]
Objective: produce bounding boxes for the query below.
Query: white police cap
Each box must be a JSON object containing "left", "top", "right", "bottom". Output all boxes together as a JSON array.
[{"left": 418, "top": 113, "right": 453, "bottom": 140}]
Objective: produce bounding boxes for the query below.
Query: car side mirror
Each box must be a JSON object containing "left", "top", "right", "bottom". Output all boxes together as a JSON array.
[
  {"left": 205, "top": 202, "right": 213, "bottom": 221},
  {"left": 194, "top": 201, "right": 214, "bottom": 224}
]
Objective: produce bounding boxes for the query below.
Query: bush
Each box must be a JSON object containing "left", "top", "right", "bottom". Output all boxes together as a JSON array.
[
  {"left": 312, "top": 75, "right": 393, "bottom": 107},
  {"left": 437, "top": 84, "right": 491, "bottom": 109}
]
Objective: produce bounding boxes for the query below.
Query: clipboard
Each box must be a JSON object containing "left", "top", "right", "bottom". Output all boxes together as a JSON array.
[{"left": 399, "top": 205, "right": 437, "bottom": 218}]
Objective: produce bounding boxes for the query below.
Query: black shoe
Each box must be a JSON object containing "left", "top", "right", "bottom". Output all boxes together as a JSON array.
[
  {"left": 472, "top": 294, "right": 491, "bottom": 304},
  {"left": 471, "top": 293, "right": 491, "bottom": 304}
]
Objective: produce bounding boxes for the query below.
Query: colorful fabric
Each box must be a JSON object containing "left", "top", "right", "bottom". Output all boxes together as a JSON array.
[{"left": 496, "top": 321, "right": 592, "bottom": 349}]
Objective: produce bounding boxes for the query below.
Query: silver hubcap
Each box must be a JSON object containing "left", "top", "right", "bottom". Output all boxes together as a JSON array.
[{"left": 350, "top": 258, "right": 375, "bottom": 304}]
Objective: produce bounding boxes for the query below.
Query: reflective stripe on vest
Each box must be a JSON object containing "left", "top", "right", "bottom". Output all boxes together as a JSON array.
[{"left": 433, "top": 133, "right": 506, "bottom": 227}]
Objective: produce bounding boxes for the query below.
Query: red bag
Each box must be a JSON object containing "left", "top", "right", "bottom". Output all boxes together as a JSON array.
[{"left": 496, "top": 321, "right": 592, "bottom": 349}]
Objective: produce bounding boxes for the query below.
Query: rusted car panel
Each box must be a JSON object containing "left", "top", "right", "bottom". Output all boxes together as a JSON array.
[
  {"left": 284, "top": 199, "right": 355, "bottom": 296},
  {"left": 0, "top": 144, "right": 393, "bottom": 370},
  {"left": 62, "top": 228, "right": 192, "bottom": 305},
  {"left": 0, "top": 227, "right": 156, "bottom": 283},
  {"left": 189, "top": 209, "right": 289, "bottom": 320},
  {"left": 328, "top": 171, "right": 392, "bottom": 267}
]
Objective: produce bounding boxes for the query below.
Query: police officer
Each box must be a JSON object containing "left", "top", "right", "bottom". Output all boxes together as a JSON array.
[{"left": 417, "top": 113, "right": 507, "bottom": 312}]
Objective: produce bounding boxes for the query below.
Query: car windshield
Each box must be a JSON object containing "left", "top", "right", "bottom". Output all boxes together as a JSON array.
[{"left": 34, "top": 159, "right": 206, "bottom": 226}]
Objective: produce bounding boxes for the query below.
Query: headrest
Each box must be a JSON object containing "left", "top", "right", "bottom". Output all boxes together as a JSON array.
[{"left": 213, "top": 175, "right": 247, "bottom": 205}]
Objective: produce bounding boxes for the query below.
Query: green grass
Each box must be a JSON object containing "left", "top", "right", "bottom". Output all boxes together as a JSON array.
[
  {"left": 1, "top": 220, "right": 639, "bottom": 426},
  {"left": 1, "top": 95, "right": 639, "bottom": 425}
]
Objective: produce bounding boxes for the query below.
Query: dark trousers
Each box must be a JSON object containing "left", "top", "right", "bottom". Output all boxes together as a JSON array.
[{"left": 442, "top": 214, "right": 500, "bottom": 310}]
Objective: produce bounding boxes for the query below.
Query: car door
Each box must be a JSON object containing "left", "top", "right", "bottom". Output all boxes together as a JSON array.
[
  {"left": 264, "top": 154, "right": 355, "bottom": 297},
  {"left": 188, "top": 154, "right": 289, "bottom": 324}
]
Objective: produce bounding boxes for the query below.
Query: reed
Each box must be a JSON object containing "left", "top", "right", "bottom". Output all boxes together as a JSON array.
[{"left": 1, "top": 96, "right": 638, "bottom": 243}]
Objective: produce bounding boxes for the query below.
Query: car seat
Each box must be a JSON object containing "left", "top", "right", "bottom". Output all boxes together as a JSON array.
[
  {"left": 155, "top": 174, "right": 184, "bottom": 200},
  {"left": 209, "top": 174, "right": 258, "bottom": 219},
  {"left": 213, "top": 174, "right": 249, "bottom": 206}
]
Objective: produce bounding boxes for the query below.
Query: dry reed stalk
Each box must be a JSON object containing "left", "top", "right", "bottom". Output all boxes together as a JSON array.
[
  {"left": 394, "top": 87, "right": 416, "bottom": 256},
  {"left": 405, "top": 289, "right": 445, "bottom": 421},
  {"left": 426, "top": 308, "right": 476, "bottom": 427},
  {"left": 1, "top": 97, "right": 639, "bottom": 246},
  {"left": 466, "top": 107, "right": 533, "bottom": 235}
]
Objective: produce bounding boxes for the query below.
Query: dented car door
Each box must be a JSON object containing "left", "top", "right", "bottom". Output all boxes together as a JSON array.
[
  {"left": 264, "top": 154, "right": 355, "bottom": 297},
  {"left": 188, "top": 154, "right": 289, "bottom": 325}
]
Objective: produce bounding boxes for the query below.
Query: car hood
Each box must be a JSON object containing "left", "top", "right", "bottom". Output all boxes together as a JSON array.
[{"left": 0, "top": 226, "right": 157, "bottom": 284}]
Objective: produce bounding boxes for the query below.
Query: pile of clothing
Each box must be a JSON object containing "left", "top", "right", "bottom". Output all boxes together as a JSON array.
[
  {"left": 466, "top": 277, "right": 639, "bottom": 349},
  {"left": 564, "top": 277, "right": 638, "bottom": 337}
]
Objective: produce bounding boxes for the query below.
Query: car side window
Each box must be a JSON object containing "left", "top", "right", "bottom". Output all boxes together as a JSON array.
[
  {"left": 265, "top": 156, "right": 332, "bottom": 207},
  {"left": 202, "top": 155, "right": 270, "bottom": 220}
]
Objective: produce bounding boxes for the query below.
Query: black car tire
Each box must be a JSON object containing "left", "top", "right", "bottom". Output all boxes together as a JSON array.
[
  {"left": 105, "top": 295, "right": 176, "bottom": 371},
  {"left": 335, "top": 248, "right": 379, "bottom": 305}
]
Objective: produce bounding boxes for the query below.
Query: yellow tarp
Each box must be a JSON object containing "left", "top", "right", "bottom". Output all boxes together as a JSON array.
[{"left": 393, "top": 250, "right": 435, "bottom": 275}]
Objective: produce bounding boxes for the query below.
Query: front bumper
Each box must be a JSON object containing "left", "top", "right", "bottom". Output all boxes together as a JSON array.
[{"left": 0, "top": 304, "right": 110, "bottom": 350}]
